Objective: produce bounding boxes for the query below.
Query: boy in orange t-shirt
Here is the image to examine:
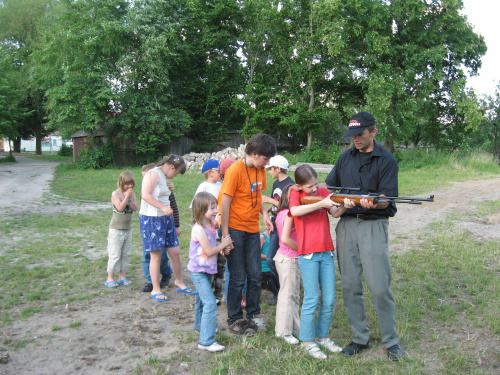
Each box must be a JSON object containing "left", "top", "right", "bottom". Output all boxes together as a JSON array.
[{"left": 220, "top": 133, "right": 276, "bottom": 335}]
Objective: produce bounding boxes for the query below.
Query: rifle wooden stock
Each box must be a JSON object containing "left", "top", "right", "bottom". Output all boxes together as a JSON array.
[
  {"left": 300, "top": 194, "right": 434, "bottom": 205},
  {"left": 300, "top": 194, "right": 378, "bottom": 205}
]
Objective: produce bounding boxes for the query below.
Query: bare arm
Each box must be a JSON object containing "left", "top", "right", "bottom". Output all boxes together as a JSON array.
[
  {"left": 221, "top": 193, "right": 233, "bottom": 237},
  {"left": 261, "top": 195, "right": 279, "bottom": 206},
  {"left": 290, "top": 194, "right": 339, "bottom": 217},
  {"left": 281, "top": 214, "right": 298, "bottom": 251},
  {"left": 111, "top": 189, "right": 137, "bottom": 212},
  {"left": 329, "top": 198, "right": 355, "bottom": 218},
  {"left": 142, "top": 170, "right": 173, "bottom": 216},
  {"left": 260, "top": 203, "right": 273, "bottom": 231},
  {"left": 192, "top": 225, "right": 232, "bottom": 257}
]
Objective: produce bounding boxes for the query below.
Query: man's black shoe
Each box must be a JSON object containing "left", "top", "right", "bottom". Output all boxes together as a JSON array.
[
  {"left": 341, "top": 341, "right": 370, "bottom": 356},
  {"left": 387, "top": 344, "right": 404, "bottom": 361},
  {"left": 141, "top": 283, "right": 153, "bottom": 292}
]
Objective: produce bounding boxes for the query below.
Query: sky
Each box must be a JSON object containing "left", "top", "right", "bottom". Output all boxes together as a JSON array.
[{"left": 461, "top": 0, "right": 499, "bottom": 98}]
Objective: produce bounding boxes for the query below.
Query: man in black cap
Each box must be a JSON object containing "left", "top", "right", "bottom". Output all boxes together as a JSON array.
[{"left": 325, "top": 111, "right": 403, "bottom": 361}]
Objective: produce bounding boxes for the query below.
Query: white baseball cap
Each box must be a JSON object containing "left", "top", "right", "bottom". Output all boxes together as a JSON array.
[{"left": 266, "top": 155, "right": 289, "bottom": 169}]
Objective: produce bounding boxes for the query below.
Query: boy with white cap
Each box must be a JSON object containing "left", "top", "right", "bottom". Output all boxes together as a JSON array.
[{"left": 262, "top": 155, "right": 294, "bottom": 304}]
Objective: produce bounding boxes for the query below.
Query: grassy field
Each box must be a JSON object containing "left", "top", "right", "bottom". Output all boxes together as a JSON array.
[{"left": 1, "top": 151, "right": 499, "bottom": 374}]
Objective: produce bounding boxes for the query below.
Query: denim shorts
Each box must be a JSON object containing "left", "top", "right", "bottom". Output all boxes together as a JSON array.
[{"left": 139, "top": 214, "right": 178, "bottom": 251}]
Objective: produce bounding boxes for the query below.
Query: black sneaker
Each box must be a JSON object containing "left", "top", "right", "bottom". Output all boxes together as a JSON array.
[
  {"left": 341, "top": 341, "right": 370, "bottom": 356},
  {"left": 141, "top": 283, "right": 153, "bottom": 293},
  {"left": 160, "top": 274, "right": 171, "bottom": 288},
  {"left": 228, "top": 319, "right": 256, "bottom": 336},
  {"left": 387, "top": 344, "right": 404, "bottom": 361}
]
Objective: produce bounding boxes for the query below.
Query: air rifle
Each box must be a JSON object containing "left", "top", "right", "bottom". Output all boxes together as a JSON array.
[{"left": 299, "top": 186, "right": 434, "bottom": 205}]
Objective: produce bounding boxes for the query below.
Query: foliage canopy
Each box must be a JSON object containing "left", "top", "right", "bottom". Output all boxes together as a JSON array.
[{"left": 0, "top": 0, "right": 493, "bottom": 156}]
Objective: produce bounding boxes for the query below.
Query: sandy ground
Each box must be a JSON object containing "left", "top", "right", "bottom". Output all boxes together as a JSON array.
[{"left": 0, "top": 156, "right": 499, "bottom": 374}]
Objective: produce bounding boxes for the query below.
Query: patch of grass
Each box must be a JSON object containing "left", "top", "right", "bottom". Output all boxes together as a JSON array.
[
  {"left": 52, "top": 325, "right": 63, "bottom": 331},
  {"left": 0, "top": 155, "right": 16, "bottom": 163},
  {"left": 21, "top": 306, "right": 42, "bottom": 319},
  {"left": 0, "top": 210, "right": 130, "bottom": 322},
  {"left": 396, "top": 151, "right": 500, "bottom": 196},
  {"left": 476, "top": 200, "right": 500, "bottom": 216},
  {"left": 68, "top": 321, "right": 82, "bottom": 328},
  {"left": 140, "top": 355, "right": 170, "bottom": 375},
  {"left": 11, "top": 334, "right": 31, "bottom": 350}
]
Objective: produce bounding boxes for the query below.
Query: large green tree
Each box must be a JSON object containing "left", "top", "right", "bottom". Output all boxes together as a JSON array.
[
  {"left": 341, "top": 0, "right": 486, "bottom": 151},
  {"left": 33, "top": 0, "right": 129, "bottom": 139},
  {"left": 0, "top": 0, "right": 52, "bottom": 154},
  {"left": 111, "top": 0, "right": 193, "bottom": 156},
  {"left": 238, "top": 0, "right": 354, "bottom": 149},
  {"left": 177, "top": 0, "right": 245, "bottom": 151},
  {"left": 0, "top": 50, "right": 24, "bottom": 152}
]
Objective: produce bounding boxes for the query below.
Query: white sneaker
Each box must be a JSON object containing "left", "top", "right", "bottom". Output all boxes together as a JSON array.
[
  {"left": 302, "top": 342, "right": 327, "bottom": 359},
  {"left": 198, "top": 342, "right": 225, "bottom": 352},
  {"left": 250, "top": 314, "right": 267, "bottom": 333},
  {"left": 276, "top": 334, "right": 299, "bottom": 345},
  {"left": 316, "top": 338, "right": 342, "bottom": 353}
]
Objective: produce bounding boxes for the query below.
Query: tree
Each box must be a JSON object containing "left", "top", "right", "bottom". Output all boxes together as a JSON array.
[
  {"left": 238, "top": 0, "right": 353, "bottom": 149},
  {"left": 479, "top": 85, "right": 500, "bottom": 161},
  {"left": 0, "top": 0, "right": 53, "bottom": 154},
  {"left": 173, "top": 0, "right": 246, "bottom": 151},
  {"left": 32, "top": 0, "right": 130, "bottom": 140},
  {"left": 356, "top": 0, "right": 487, "bottom": 152},
  {"left": 0, "top": 51, "right": 24, "bottom": 153}
]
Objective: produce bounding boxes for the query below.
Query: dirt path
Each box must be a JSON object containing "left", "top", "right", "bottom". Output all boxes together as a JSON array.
[
  {"left": 0, "top": 155, "right": 109, "bottom": 216},
  {"left": 388, "top": 177, "right": 500, "bottom": 252},
  {"left": 0, "top": 157, "right": 499, "bottom": 374}
]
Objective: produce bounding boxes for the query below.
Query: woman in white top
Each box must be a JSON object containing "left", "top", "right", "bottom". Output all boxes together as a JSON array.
[{"left": 140, "top": 155, "right": 193, "bottom": 302}]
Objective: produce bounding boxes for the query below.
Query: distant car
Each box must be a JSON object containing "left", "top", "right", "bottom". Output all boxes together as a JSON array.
[{"left": 63, "top": 140, "right": 73, "bottom": 147}]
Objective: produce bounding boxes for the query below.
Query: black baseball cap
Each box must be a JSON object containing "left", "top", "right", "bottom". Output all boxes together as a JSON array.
[{"left": 343, "top": 111, "right": 376, "bottom": 137}]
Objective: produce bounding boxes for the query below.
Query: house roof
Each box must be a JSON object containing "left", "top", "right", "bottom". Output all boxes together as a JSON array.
[{"left": 70, "top": 130, "right": 106, "bottom": 138}]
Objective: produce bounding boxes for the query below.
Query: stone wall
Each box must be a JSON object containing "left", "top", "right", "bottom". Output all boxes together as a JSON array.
[{"left": 182, "top": 145, "right": 246, "bottom": 173}]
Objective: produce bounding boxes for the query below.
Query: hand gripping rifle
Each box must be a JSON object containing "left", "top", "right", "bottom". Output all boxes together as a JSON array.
[{"left": 299, "top": 186, "right": 434, "bottom": 205}]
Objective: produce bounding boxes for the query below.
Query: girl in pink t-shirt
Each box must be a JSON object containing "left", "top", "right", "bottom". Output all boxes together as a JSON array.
[
  {"left": 289, "top": 164, "right": 354, "bottom": 359},
  {"left": 273, "top": 183, "right": 301, "bottom": 345}
]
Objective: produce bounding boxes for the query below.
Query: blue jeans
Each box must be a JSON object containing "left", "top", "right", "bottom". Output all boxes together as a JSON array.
[
  {"left": 298, "top": 252, "right": 336, "bottom": 342},
  {"left": 142, "top": 248, "right": 172, "bottom": 284},
  {"left": 224, "top": 262, "right": 247, "bottom": 300},
  {"left": 226, "top": 228, "right": 261, "bottom": 324},
  {"left": 190, "top": 272, "right": 218, "bottom": 346},
  {"left": 266, "top": 221, "right": 280, "bottom": 298}
]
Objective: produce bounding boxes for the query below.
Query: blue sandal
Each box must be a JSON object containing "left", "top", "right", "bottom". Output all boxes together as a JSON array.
[
  {"left": 176, "top": 287, "right": 197, "bottom": 295},
  {"left": 104, "top": 281, "right": 119, "bottom": 288},
  {"left": 151, "top": 293, "right": 168, "bottom": 302}
]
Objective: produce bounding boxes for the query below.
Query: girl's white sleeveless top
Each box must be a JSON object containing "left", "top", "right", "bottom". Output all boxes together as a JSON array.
[{"left": 139, "top": 167, "right": 171, "bottom": 217}]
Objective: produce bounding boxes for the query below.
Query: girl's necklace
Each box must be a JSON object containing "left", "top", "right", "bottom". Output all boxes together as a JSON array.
[{"left": 244, "top": 157, "right": 258, "bottom": 208}]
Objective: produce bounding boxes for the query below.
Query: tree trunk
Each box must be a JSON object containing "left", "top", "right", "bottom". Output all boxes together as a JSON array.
[
  {"left": 494, "top": 130, "right": 499, "bottom": 163},
  {"left": 35, "top": 121, "right": 42, "bottom": 155},
  {"left": 306, "top": 86, "right": 315, "bottom": 149},
  {"left": 306, "top": 131, "right": 313, "bottom": 149},
  {"left": 13, "top": 137, "right": 21, "bottom": 153}
]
